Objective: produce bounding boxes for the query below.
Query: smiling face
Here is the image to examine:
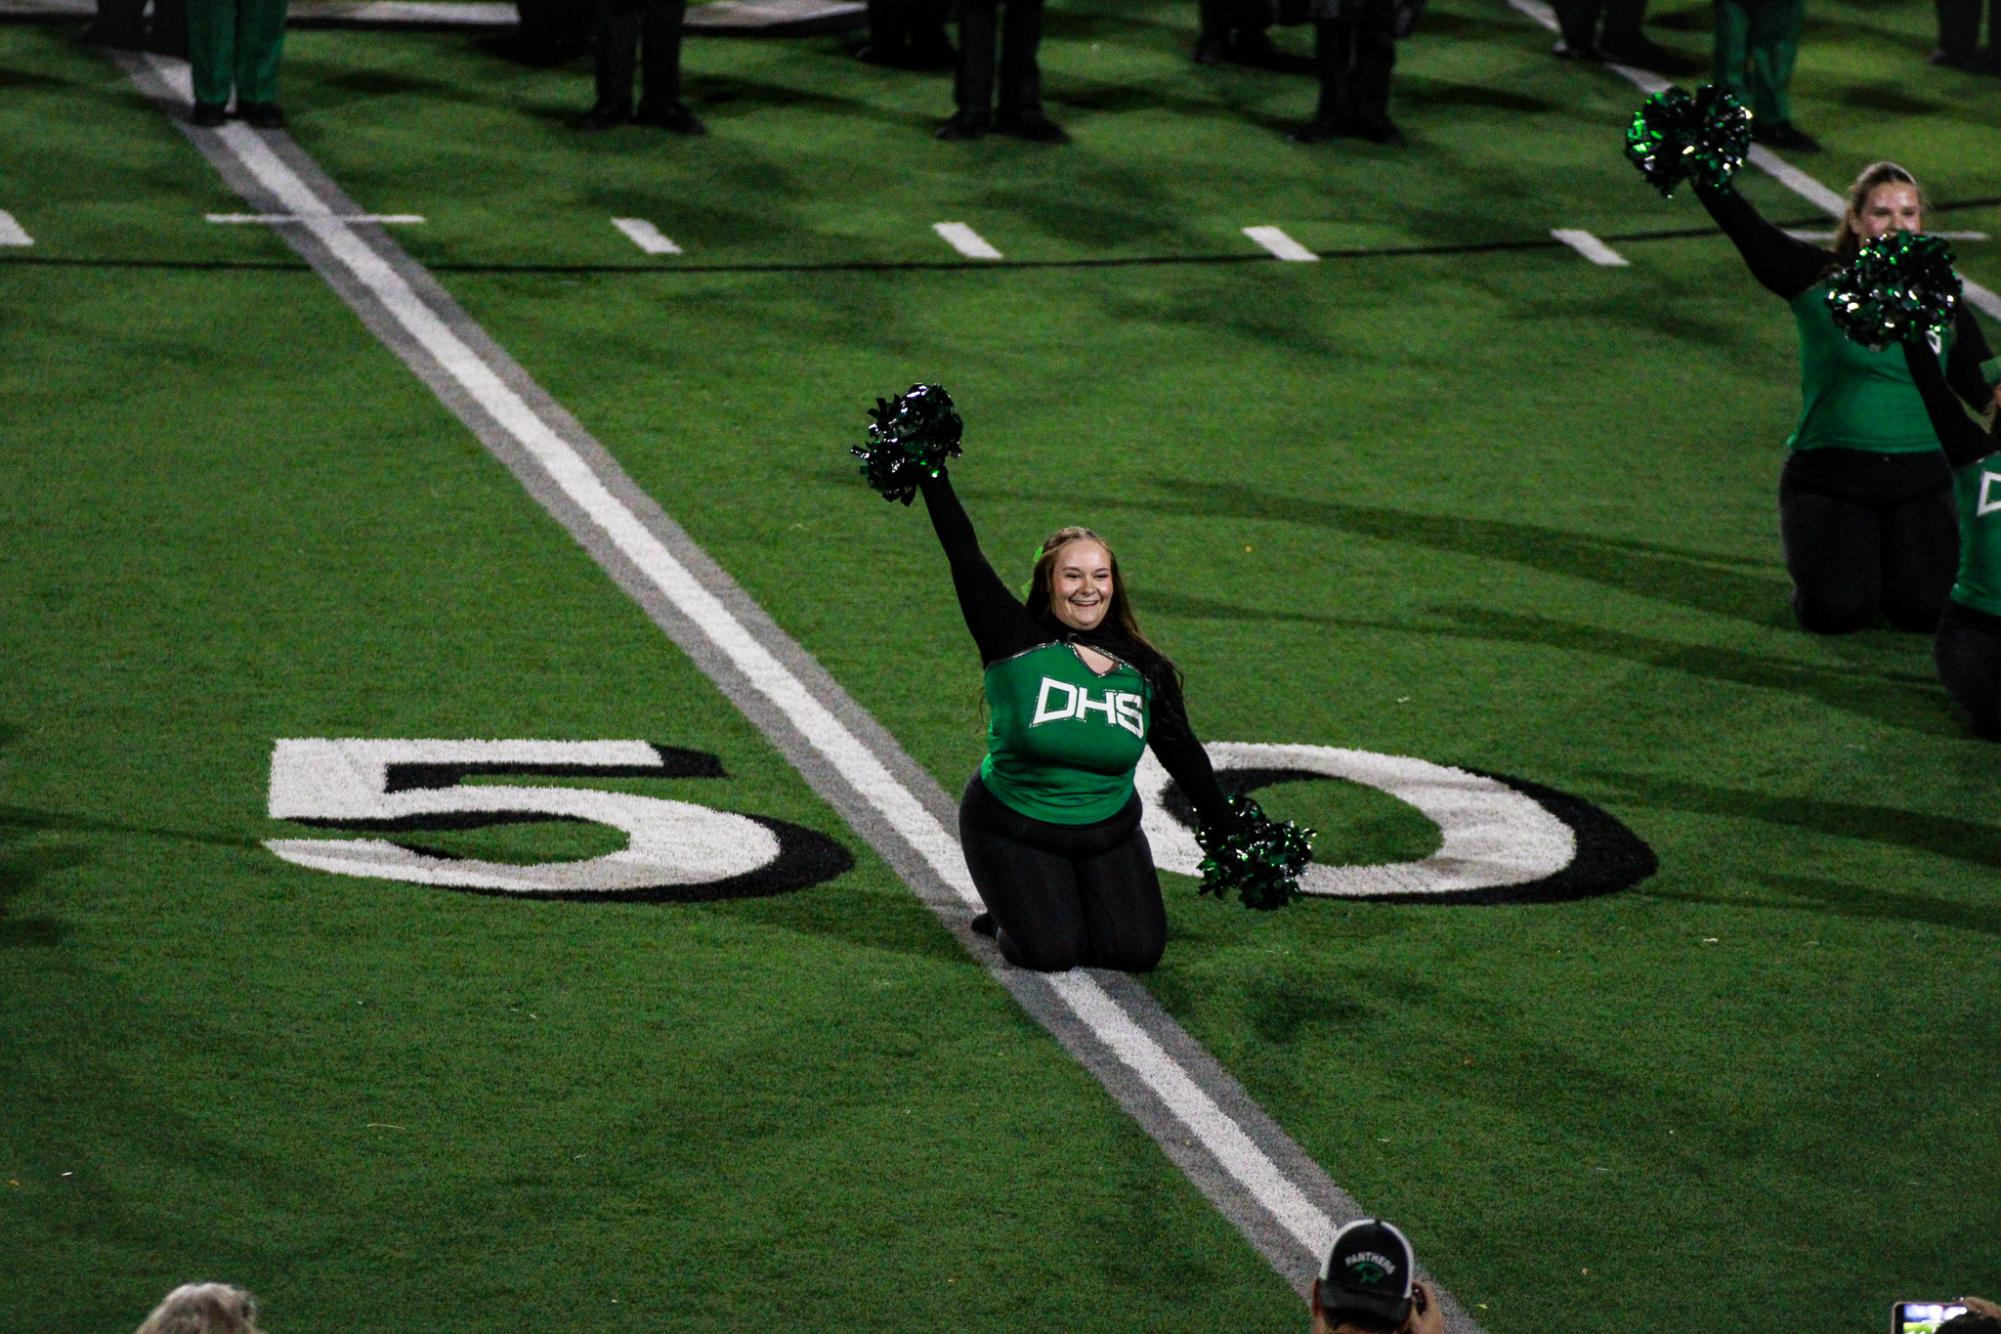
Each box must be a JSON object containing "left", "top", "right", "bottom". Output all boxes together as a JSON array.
[
  {"left": 1849, "top": 181, "right": 1923, "bottom": 245},
  {"left": 1047, "top": 539, "right": 1114, "bottom": 632}
]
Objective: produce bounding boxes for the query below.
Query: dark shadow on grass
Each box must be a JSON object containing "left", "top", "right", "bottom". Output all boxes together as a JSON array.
[
  {"left": 1097, "top": 480, "right": 1793, "bottom": 626},
  {"left": 1588, "top": 771, "right": 2001, "bottom": 873},
  {"left": 1640, "top": 871, "right": 2001, "bottom": 938}
]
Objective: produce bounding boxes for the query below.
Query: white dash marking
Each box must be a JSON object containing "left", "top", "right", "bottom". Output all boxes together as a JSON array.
[
  {"left": 932, "top": 221, "right": 1002, "bottom": 260},
  {"left": 1551, "top": 228, "right": 1630, "bottom": 267},
  {"left": 1242, "top": 226, "right": 1319, "bottom": 262},
  {"left": 0, "top": 209, "right": 32, "bottom": 246},
  {"left": 612, "top": 217, "right": 683, "bottom": 255},
  {"left": 207, "top": 212, "right": 425, "bottom": 225},
  {"left": 1784, "top": 228, "right": 1988, "bottom": 243}
]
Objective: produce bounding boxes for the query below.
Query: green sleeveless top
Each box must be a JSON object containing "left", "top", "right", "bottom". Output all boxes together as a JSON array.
[
  {"left": 980, "top": 642, "right": 1152, "bottom": 825},
  {"left": 1952, "top": 460, "right": 2001, "bottom": 617},
  {"left": 1788, "top": 285, "right": 1954, "bottom": 454}
]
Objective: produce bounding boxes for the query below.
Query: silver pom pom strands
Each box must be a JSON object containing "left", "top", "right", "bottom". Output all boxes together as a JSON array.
[
  {"left": 1194, "top": 794, "right": 1315, "bottom": 911},
  {"left": 853, "top": 383, "right": 965, "bottom": 505},
  {"left": 1625, "top": 83, "right": 1752, "bottom": 198},
  {"left": 1826, "top": 232, "right": 1963, "bottom": 350}
]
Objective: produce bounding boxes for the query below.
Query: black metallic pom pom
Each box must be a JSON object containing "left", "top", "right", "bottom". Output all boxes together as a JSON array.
[
  {"left": 1194, "top": 794, "right": 1315, "bottom": 911},
  {"left": 1625, "top": 83, "right": 1751, "bottom": 198},
  {"left": 851, "top": 383, "right": 965, "bottom": 506},
  {"left": 1825, "top": 232, "right": 1962, "bottom": 350}
]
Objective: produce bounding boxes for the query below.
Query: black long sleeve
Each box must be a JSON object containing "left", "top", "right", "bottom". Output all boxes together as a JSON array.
[
  {"left": 918, "top": 471, "right": 1042, "bottom": 667},
  {"left": 1695, "top": 182, "right": 1833, "bottom": 300},
  {"left": 1902, "top": 339, "right": 2001, "bottom": 471},
  {"left": 1947, "top": 304, "right": 2001, "bottom": 410},
  {"left": 1145, "top": 678, "right": 1236, "bottom": 834}
]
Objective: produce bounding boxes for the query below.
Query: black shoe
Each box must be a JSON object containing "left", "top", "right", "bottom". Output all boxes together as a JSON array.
[
  {"left": 1550, "top": 38, "right": 1601, "bottom": 60},
  {"left": 574, "top": 101, "right": 629, "bottom": 131},
  {"left": 995, "top": 111, "right": 1068, "bottom": 142},
  {"left": 1352, "top": 114, "right": 1405, "bottom": 146},
  {"left": 853, "top": 41, "right": 900, "bottom": 65},
  {"left": 970, "top": 911, "right": 997, "bottom": 937},
  {"left": 238, "top": 100, "right": 285, "bottom": 129},
  {"left": 1755, "top": 119, "right": 1821, "bottom": 152},
  {"left": 1597, "top": 36, "right": 1696, "bottom": 74},
  {"left": 637, "top": 100, "right": 706, "bottom": 134},
  {"left": 1930, "top": 46, "right": 1979, "bottom": 68},
  {"left": 190, "top": 100, "right": 228, "bottom": 127},
  {"left": 1287, "top": 116, "right": 1346, "bottom": 143},
  {"left": 934, "top": 113, "right": 988, "bottom": 140}
]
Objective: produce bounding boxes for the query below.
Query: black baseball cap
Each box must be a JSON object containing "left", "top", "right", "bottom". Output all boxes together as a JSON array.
[{"left": 1320, "top": 1218, "right": 1416, "bottom": 1326}]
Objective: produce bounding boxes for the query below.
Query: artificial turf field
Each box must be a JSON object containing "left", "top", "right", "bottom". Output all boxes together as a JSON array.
[{"left": 5, "top": 1, "right": 2001, "bottom": 1330}]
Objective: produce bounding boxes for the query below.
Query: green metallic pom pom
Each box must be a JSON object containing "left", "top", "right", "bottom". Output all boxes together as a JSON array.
[
  {"left": 1194, "top": 794, "right": 1315, "bottom": 911},
  {"left": 1625, "top": 83, "right": 1751, "bottom": 197},
  {"left": 1826, "top": 232, "right": 1962, "bottom": 350},
  {"left": 851, "top": 383, "right": 964, "bottom": 506}
]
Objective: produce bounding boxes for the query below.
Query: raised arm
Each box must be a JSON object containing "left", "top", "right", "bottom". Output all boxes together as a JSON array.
[
  {"left": 1946, "top": 304, "right": 2001, "bottom": 413},
  {"left": 1146, "top": 675, "right": 1237, "bottom": 834},
  {"left": 1694, "top": 182, "right": 1833, "bottom": 299},
  {"left": 918, "top": 471, "right": 1042, "bottom": 666},
  {"left": 1903, "top": 337, "right": 2001, "bottom": 470}
]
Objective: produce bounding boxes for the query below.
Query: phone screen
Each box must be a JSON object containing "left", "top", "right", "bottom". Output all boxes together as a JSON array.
[{"left": 1895, "top": 1302, "right": 1969, "bottom": 1333}]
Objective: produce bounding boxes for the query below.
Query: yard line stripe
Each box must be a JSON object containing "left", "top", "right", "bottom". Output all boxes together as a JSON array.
[
  {"left": 0, "top": 209, "right": 33, "bottom": 246},
  {"left": 612, "top": 217, "right": 683, "bottom": 256},
  {"left": 1551, "top": 228, "right": 1630, "bottom": 266},
  {"left": 1242, "top": 226, "right": 1319, "bottom": 262},
  {"left": 1504, "top": 0, "right": 2001, "bottom": 324},
  {"left": 122, "top": 50, "right": 1475, "bottom": 1317},
  {"left": 207, "top": 212, "right": 426, "bottom": 224},
  {"left": 1785, "top": 228, "right": 1989, "bottom": 243},
  {"left": 932, "top": 221, "right": 1002, "bottom": 259}
]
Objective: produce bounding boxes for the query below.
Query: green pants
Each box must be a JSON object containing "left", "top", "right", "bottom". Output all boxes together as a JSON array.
[
  {"left": 187, "top": 0, "right": 288, "bottom": 106},
  {"left": 1713, "top": 0, "right": 1803, "bottom": 123}
]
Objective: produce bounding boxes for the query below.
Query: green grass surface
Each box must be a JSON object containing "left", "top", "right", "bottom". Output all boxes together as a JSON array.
[{"left": 5, "top": 3, "right": 2001, "bottom": 1331}]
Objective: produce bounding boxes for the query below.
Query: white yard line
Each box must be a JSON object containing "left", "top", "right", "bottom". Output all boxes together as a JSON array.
[
  {"left": 1504, "top": 0, "right": 2001, "bottom": 323},
  {"left": 1786, "top": 228, "right": 1988, "bottom": 243},
  {"left": 1551, "top": 228, "right": 1630, "bottom": 266},
  {"left": 0, "top": 209, "right": 35, "bottom": 246},
  {"left": 612, "top": 217, "right": 683, "bottom": 255},
  {"left": 932, "top": 221, "right": 1002, "bottom": 259},
  {"left": 1242, "top": 226, "right": 1319, "bottom": 262}
]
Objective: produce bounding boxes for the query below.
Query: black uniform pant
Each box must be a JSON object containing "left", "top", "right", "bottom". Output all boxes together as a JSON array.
[
  {"left": 1778, "top": 448, "right": 1958, "bottom": 634},
  {"left": 959, "top": 776, "right": 1165, "bottom": 973},
  {"left": 952, "top": 0, "right": 1044, "bottom": 125},
  {"left": 1314, "top": 0, "right": 1395, "bottom": 126},
  {"left": 594, "top": 0, "right": 687, "bottom": 111},
  {"left": 1936, "top": 601, "right": 2001, "bottom": 739},
  {"left": 1937, "top": 0, "right": 1999, "bottom": 58},
  {"left": 1552, "top": 0, "right": 1644, "bottom": 49}
]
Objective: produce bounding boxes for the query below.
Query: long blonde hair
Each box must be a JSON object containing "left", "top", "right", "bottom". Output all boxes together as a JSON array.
[{"left": 133, "top": 1284, "right": 263, "bottom": 1334}]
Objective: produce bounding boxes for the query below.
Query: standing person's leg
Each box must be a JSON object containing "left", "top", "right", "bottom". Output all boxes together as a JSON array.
[
  {"left": 636, "top": 0, "right": 704, "bottom": 131},
  {"left": 1712, "top": 0, "right": 1752, "bottom": 100},
  {"left": 582, "top": 0, "right": 643, "bottom": 126},
  {"left": 996, "top": 0, "right": 1060, "bottom": 138},
  {"left": 1599, "top": 0, "right": 1645, "bottom": 47},
  {"left": 1934, "top": 603, "right": 2001, "bottom": 738},
  {"left": 232, "top": 0, "right": 289, "bottom": 125},
  {"left": 1935, "top": 0, "right": 1979, "bottom": 63},
  {"left": 1073, "top": 827, "right": 1167, "bottom": 973},
  {"left": 1550, "top": 0, "right": 1601, "bottom": 55},
  {"left": 1344, "top": 0, "right": 1398, "bottom": 141},
  {"left": 1297, "top": 15, "right": 1354, "bottom": 140},
  {"left": 185, "top": 0, "right": 236, "bottom": 120},
  {"left": 907, "top": 0, "right": 953, "bottom": 67},
  {"left": 1780, "top": 459, "right": 1883, "bottom": 634},
  {"left": 1878, "top": 482, "right": 1958, "bottom": 632},
  {"left": 959, "top": 778, "right": 1090, "bottom": 971},
  {"left": 940, "top": 0, "right": 997, "bottom": 135}
]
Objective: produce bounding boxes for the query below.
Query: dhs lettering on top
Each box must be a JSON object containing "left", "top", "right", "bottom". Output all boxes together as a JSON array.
[{"left": 1031, "top": 678, "right": 1146, "bottom": 737}]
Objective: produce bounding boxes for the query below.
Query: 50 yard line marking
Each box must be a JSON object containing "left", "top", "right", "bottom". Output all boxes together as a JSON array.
[{"left": 119, "top": 52, "right": 1473, "bottom": 1320}]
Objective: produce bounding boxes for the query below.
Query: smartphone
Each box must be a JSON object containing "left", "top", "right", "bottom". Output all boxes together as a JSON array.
[{"left": 1893, "top": 1302, "right": 1968, "bottom": 1333}]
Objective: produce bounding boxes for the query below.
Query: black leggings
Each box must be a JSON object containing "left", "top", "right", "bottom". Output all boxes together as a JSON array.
[
  {"left": 1936, "top": 600, "right": 2001, "bottom": 739},
  {"left": 1778, "top": 449, "right": 1957, "bottom": 634},
  {"left": 958, "top": 775, "right": 1165, "bottom": 973}
]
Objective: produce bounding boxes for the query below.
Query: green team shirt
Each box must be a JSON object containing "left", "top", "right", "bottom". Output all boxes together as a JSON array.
[
  {"left": 1952, "top": 460, "right": 2001, "bottom": 616},
  {"left": 980, "top": 642, "right": 1152, "bottom": 825},
  {"left": 1788, "top": 284, "right": 1955, "bottom": 453}
]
